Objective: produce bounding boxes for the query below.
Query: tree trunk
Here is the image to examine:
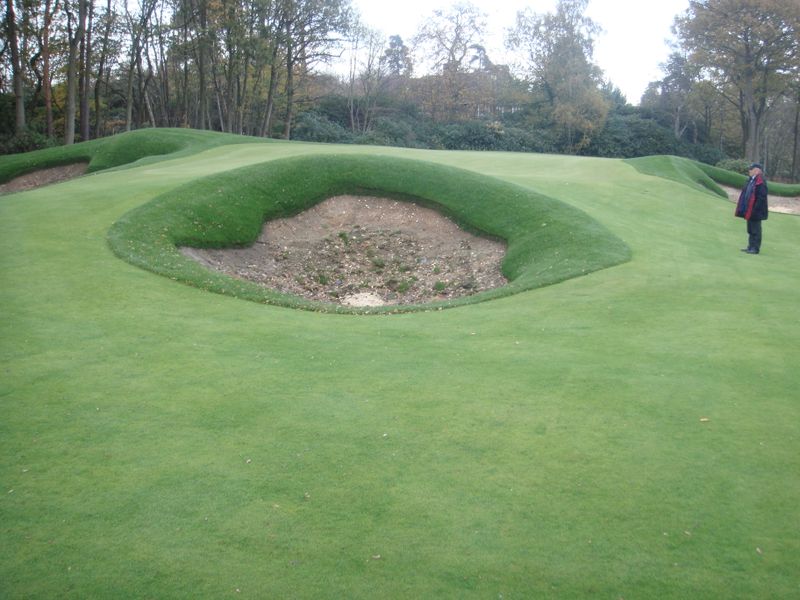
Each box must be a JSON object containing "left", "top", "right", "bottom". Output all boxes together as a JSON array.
[
  {"left": 65, "top": 0, "right": 88, "bottom": 145},
  {"left": 134, "top": 43, "right": 148, "bottom": 128},
  {"left": 43, "top": 0, "right": 54, "bottom": 137},
  {"left": 181, "top": 0, "right": 190, "bottom": 126},
  {"left": 5, "top": 0, "right": 26, "bottom": 133},
  {"left": 745, "top": 104, "right": 761, "bottom": 162},
  {"left": 260, "top": 44, "right": 280, "bottom": 137},
  {"left": 144, "top": 87, "right": 156, "bottom": 128},
  {"left": 125, "top": 60, "right": 136, "bottom": 130},
  {"left": 80, "top": 0, "right": 94, "bottom": 141},
  {"left": 124, "top": 0, "right": 156, "bottom": 131},
  {"left": 196, "top": 0, "right": 208, "bottom": 130},
  {"left": 282, "top": 36, "right": 294, "bottom": 140},
  {"left": 94, "top": 0, "right": 112, "bottom": 137},
  {"left": 210, "top": 51, "right": 228, "bottom": 131},
  {"left": 792, "top": 99, "right": 799, "bottom": 182},
  {"left": 246, "top": 64, "right": 264, "bottom": 135},
  {"left": 154, "top": 6, "right": 171, "bottom": 126}
]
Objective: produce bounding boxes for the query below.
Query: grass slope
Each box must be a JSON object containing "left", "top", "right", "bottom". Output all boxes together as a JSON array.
[
  {"left": 0, "top": 128, "right": 267, "bottom": 183},
  {"left": 108, "top": 153, "right": 629, "bottom": 312},
  {"left": 628, "top": 155, "right": 800, "bottom": 197},
  {"left": 2, "top": 134, "right": 799, "bottom": 599}
]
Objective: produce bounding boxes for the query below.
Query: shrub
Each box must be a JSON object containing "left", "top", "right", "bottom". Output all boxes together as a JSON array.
[
  {"left": 501, "top": 126, "right": 557, "bottom": 153},
  {"left": 439, "top": 121, "right": 505, "bottom": 151},
  {"left": 684, "top": 143, "right": 725, "bottom": 166},
  {"left": 292, "top": 113, "right": 353, "bottom": 143},
  {"left": 370, "top": 117, "right": 417, "bottom": 147},
  {"left": 715, "top": 158, "right": 750, "bottom": 175},
  {"left": 587, "top": 114, "right": 681, "bottom": 158},
  {"left": 0, "top": 131, "right": 56, "bottom": 155},
  {"left": 586, "top": 115, "right": 726, "bottom": 165}
]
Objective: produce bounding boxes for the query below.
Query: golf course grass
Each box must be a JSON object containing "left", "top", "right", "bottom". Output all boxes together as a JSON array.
[
  {"left": 2, "top": 131, "right": 799, "bottom": 598},
  {"left": 108, "top": 153, "right": 629, "bottom": 312}
]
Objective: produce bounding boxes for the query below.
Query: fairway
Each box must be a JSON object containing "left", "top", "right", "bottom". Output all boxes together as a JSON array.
[{"left": 2, "top": 138, "right": 799, "bottom": 598}]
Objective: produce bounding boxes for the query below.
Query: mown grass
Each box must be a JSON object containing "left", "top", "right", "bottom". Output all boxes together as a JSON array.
[
  {"left": 2, "top": 133, "right": 799, "bottom": 599},
  {"left": 696, "top": 162, "right": 800, "bottom": 196},
  {"left": 108, "top": 153, "right": 630, "bottom": 312},
  {"left": 0, "top": 128, "right": 266, "bottom": 183},
  {"left": 626, "top": 155, "right": 728, "bottom": 197},
  {"left": 628, "top": 155, "right": 800, "bottom": 197}
]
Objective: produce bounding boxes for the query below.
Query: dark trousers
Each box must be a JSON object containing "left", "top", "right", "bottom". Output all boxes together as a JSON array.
[{"left": 747, "top": 219, "right": 762, "bottom": 252}]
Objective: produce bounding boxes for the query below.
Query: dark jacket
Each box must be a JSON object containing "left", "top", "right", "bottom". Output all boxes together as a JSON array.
[{"left": 735, "top": 174, "right": 768, "bottom": 221}]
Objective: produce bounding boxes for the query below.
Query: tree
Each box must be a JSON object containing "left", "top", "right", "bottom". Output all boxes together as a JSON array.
[
  {"left": 346, "top": 25, "right": 386, "bottom": 134},
  {"left": 792, "top": 86, "right": 800, "bottom": 180},
  {"left": 381, "top": 35, "right": 411, "bottom": 78},
  {"left": 506, "top": 0, "right": 609, "bottom": 153},
  {"left": 40, "top": 0, "right": 59, "bottom": 137},
  {"left": 659, "top": 52, "right": 701, "bottom": 140},
  {"left": 79, "top": 0, "right": 94, "bottom": 140},
  {"left": 122, "top": 0, "right": 157, "bottom": 132},
  {"left": 92, "top": 0, "right": 117, "bottom": 137},
  {"left": 412, "top": 1, "right": 486, "bottom": 121},
  {"left": 5, "top": 0, "right": 26, "bottom": 133},
  {"left": 64, "top": 0, "right": 88, "bottom": 144},
  {"left": 277, "top": 0, "right": 352, "bottom": 139},
  {"left": 674, "top": 0, "right": 800, "bottom": 162}
]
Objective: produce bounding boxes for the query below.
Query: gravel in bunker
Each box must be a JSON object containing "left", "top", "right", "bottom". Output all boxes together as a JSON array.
[{"left": 180, "top": 195, "right": 508, "bottom": 307}]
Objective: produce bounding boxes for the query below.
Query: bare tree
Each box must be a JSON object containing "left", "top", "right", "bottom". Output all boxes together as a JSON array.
[
  {"left": 347, "top": 24, "right": 386, "bottom": 133},
  {"left": 122, "top": 0, "right": 157, "bottom": 131},
  {"left": 413, "top": 1, "right": 486, "bottom": 120},
  {"left": 279, "top": 0, "right": 352, "bottom": 139}
]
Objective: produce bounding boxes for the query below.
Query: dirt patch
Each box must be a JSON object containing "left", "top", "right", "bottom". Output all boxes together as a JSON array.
[
  {"left": 181, "top": 195, "right": 508, "bottom": 307},
  {"left": 0, "top": 163, "right": 89, "bottom": 195},
  {"left": 719, "top": 184, "right": 800, "bottom": 215}
]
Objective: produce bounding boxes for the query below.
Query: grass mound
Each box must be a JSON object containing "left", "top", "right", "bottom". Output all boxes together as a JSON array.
[
  {"left": 628, "top": 155, "right": 800, "bottom": 197},
  {"left": 695, "top": 162, "right": 800, "bottom": 196},
  {"left": 0, "top": 128, "right": 265, "bottom": 184},
  {"left": 108, "top": 153, "right": 630, "bottom": 312},
  {"left": 625, "top": 155, "right": 727, "bottom": 197}
]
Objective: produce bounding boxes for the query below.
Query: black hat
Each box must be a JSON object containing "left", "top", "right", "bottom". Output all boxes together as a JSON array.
[{"left": 749, "top": 162, "right": 763, "bottom": 170}]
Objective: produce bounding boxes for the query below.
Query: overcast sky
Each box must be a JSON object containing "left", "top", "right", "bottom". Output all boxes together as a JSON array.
[{"left": 349, "top": 0, "right": 690, "bottom": 104}]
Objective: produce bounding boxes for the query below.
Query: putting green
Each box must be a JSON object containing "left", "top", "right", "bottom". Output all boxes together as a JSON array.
[{"left": 108, "top": 154, "right": 630, "bottom": 312}]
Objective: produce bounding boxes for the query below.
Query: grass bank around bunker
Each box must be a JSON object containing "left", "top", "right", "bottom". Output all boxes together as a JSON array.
[
  {"left": 0, "top": 128, "right": 270, "bottom": 188},
  {"left": 108, "top": 153, "right": 630, "bottom": 313}
]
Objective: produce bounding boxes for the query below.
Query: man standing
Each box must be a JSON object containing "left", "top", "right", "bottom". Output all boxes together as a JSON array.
[{"left": 735, "top": 163, "right": 769, "bottom": 254}]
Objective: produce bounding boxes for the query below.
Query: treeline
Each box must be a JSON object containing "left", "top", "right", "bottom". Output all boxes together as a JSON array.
[{"left": 2, "top": 0, "right": 799, "bottom": 180}]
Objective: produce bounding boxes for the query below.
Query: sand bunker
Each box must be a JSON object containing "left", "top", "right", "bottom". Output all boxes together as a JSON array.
[
  {"left": 181, "top": 195, "right": 508, "bottom": 307},
  {"left": 0, "top": 163, "right": 89, "bottom": 195}
]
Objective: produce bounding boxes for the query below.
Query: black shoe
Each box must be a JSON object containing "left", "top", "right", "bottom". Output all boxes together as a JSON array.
[
  {"left": 745, "top": 249, "right": 759, "bottom": 254},
  {"left": 741, "top": 248, "right": 751, "bottom": 252}
]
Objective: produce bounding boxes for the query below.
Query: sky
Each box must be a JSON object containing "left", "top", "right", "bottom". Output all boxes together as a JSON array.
[{"left": 349, "top": 0, "right": 691, "bottom": 104}]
